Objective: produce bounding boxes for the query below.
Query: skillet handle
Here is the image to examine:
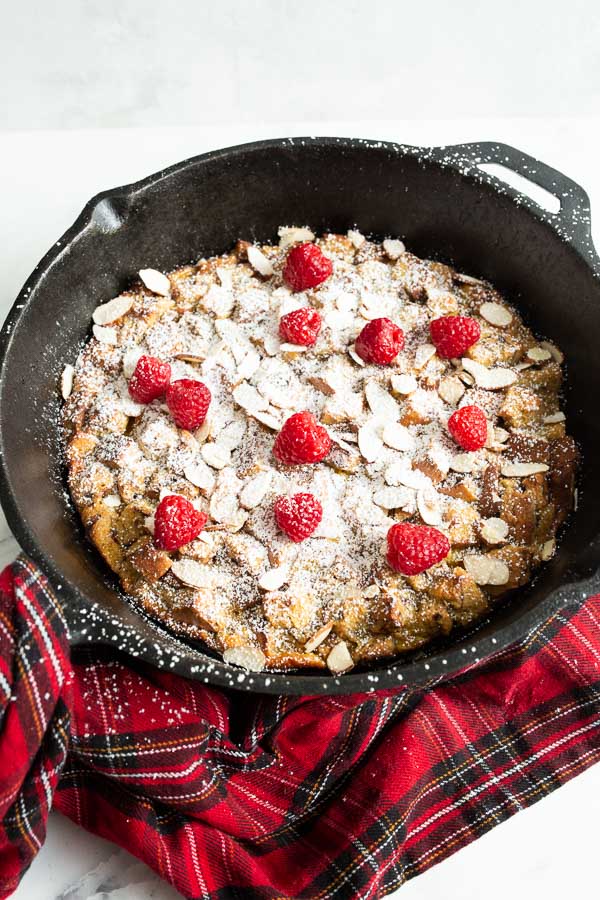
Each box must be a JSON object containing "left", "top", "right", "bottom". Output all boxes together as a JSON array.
[{"left": 428, "top": 141, "right": 599, "bottom": 269}]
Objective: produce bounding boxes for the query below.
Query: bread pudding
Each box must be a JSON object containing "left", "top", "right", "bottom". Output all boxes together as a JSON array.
[{"left": 61, "top": 228, "right": 577, "bottom": 674}]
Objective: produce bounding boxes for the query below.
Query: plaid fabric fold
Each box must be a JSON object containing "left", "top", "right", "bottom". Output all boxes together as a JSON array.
[{"left": 2, "top": 556, "right": 600, "bottom": 899}]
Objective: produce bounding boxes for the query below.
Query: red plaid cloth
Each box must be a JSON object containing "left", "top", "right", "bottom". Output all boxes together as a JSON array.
[{"left": 1, "top": 556, "right": 600, "bottom": 899}]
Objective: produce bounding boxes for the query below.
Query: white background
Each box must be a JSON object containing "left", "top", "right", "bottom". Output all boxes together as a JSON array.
[{"left": 1, "top": 2, "right": 600, "bottom": 898}]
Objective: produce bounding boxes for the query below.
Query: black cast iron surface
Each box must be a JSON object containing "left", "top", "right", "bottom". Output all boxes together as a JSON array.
[{"left": 1, "top": 138, "right": 600, "bottom": 694}]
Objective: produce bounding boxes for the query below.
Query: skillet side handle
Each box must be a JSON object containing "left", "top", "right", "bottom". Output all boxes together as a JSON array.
[{"left": 429, "top": 141, "right": 599, "bottom": 271}]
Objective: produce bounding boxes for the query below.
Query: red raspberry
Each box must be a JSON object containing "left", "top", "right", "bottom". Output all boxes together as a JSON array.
[
  {"left": 128, "top": 355, "right": 171, "bottom": 403},
  {"left": 283, "top": 243, "right": 333, "bottom": 292},
  {"left": 387, "top": 523, "right": 450, "bottom": 575},
  {"left": 354, "top": 317, "right": 405, "bottom": 365},
  {"left": 154, "top": 495, "right": 207, "bottom": 551},
  {"left": 166, "top": 379, "right": 211, "bottom": 431},
  {"left": 274, "top": 493, "right": 323, "bottom": 542},
  {"left": 279, "top": 307, "right": 322, "bottom": 346},
  {"left": 273, "top": 410, "right": 331, "bottom": 465},
  {"left": 448, "top": 404, "right": 488, "bottom": 451},
  {"left": 430, "top": 315, "right": 481, "bottom": 359}
]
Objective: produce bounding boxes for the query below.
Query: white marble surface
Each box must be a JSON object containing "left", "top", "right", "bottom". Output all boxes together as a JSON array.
[{"left": 2, "top": 119, "right": 600, "bottom": 897}]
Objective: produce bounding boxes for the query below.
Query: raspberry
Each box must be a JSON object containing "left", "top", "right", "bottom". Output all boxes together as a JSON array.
[
  {"left": 387, "top": 523, "right": 450, "bottom": 575},
  {"left": 354, "top": 317, "right": 405, "bottom": 365},
  {"left": 283, "top": 243, "right": 333, "bottom": 292},
  {"left": 430, "top": 315, "right": 481, "bottom": 359},
  {"left": 279, "top": 307, "right": 322, "bottom": 346},
  {"left": 166, "top": 379, "right": 211, "bottom": 431},
  {"left": 154, "top": 495, "right": 207, "bottom": 551},
  {"left": 448, "top": 404, "right": 488, "bottom": 451},
  {"left": 274, "top": 493, "right": 323, "bottom": 542},
  {"left": 128, "top": 355, "right": 171, "bottom": 403},
  {"left": 273, "top": 410, "right": 331, "bottom": 465}
]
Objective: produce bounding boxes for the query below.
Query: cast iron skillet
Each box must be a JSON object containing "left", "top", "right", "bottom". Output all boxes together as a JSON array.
[{"left": 1, "top": 138, "right": 599, "bottom": 695}]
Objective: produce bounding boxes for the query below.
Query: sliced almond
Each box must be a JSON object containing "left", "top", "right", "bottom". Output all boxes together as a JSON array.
[
  {"left": 184, "top": 460, "right": 216, "bottom": 494},
  {"left": 93, "top": 294, "right": 134, "bottom": 326},
  {"left": 196, "top": 417, "right": 212, "bottom": 443},
  {"left": 218, "top": 418, "right": 247, "bottom": 451},
  {"left": 382, "top": 422, "right": 414, "bottom": 452},
  {"left": 457, "top": 369, "right": 475, "bottom": 386},
  {"left": 203, "top": 283, "right": 235, "bottom": 318},
  {"left": 252, "top": 409, "right": 283, "bottom": 430},
  {"left": 391, "top": 373, "right": 417, "bottom": 395},
  {"left": 305, "top": 622, "right": 334, "bottom": 652},
  {"left": 347, "top": 229, "right": 366, "bottom": 248},
  {"left": 417, "top": 487, "right": 442, "bottom": 526},
  {"left": 358, "top": 420, "right": 384, "bottom": 462},
  {"left": 494, "top": 427, "right": 510, "bottom": 443},
  {"left": 258, "top": 565, "right": 290, "bottom": 592},
  {"left": 348, "top": 346, "right": 366, "bottom": 367},
  {"left": 278, "top": 225, "right": 315, "bottom": 249},
  {"left": 480, "top": 302, "right": 512, "bottom": 327},
  {"left": 239, "top": 471, "right": 272, "bottom": 509},
  {"left": 527, "top": 346, "right": 552, "bottom": 362},
  {"left": 365, "top": 380, "right": 400, "bottom": 418},
  {"left": 480, "top": 517, "right": 509, "bottom": 544},
  {"left": 201, "top": 443, "right": 232, "bottom": 470},
  {"left": 171, "top": 558, "right": 214, "bottom": 588},
  {"left": 237, "top": 349, "right": 261, "bottom": 380},
  {"left": 539, "top": 341, "right": 564, "bottom": 364},
  {"left": 363, "top": 584, "right": 380, "bottom": 598},
  {"left": 450, "top": 453, "right": 477, "bottom": 473},
  {"left": 438, "top": 375, "right": 465, "bottom": 406},
  {"left": 60, "top": 364, "right": 75, "bottom": 399},
  {"left": 93, "top": 324, "right": 118, "bottom": 344},
  {"left": 414, "top": 343, "right": 437, "bottom": 370},
  {"left": 373, "top": 486, "right": 414, "bottom": 510},
  {"left": 247, "top": 245, "right": 274, "bottom": 277},
  {"left": 383, "top": 238, "right": 405, "bottom": 260},
  {"left": 116, "top": 397, "right": 145, "bottom": 417},
  {"left": 541, "top": 538, "right": 556, "bottom": 561},
  {"left": 461, "top": 358, "right": 517, "bottom": 390},
  {"left": 279, "top": 342, "right": 309, "bottom": 353},
  {"left": 216, "top": 266, "right": 234, "bottom": 289},
  {"left": 122, "top": 346, "right": 144, "bottom": 378},
  {"left": 223, "top": 645, "right": 266, "bottom": 672},
  {"left": 139, "top": 268, "right": 171, "bottom": 296},
  {"left": 384, "top": 463, "right": 429, "bottom": 490},
  {"left": 308, "top": 375, "right": 336, "bottom": 396},
  {"left": 500, "top": 461, "right": 549, "bottom": 477},
  {"left": 543, "top": 411, "right": 566, "bottom": 424},
  {"left": 103, "top": 494, "right": 122, "bottom": 508},
  {"left": 233, "top": 381, "right": 268, "bottom": 413},
  {"left": 454, "top": 272, "right": 486, "bottom": 286},
  {"left": 463, "top": 554, "right": 510, "bottom": 586},
  {"left": 327, "top": 641, "right": 354, "bottom": 674}
]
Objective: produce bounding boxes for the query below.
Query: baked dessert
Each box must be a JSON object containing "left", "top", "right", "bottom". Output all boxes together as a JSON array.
[{"left": 61, "top": 227, "right": 577, "bottom": 674}]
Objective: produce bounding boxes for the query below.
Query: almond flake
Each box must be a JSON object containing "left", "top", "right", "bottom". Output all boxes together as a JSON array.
[
  {"left": 218, "top": 418, "right": 247, "bottom": 450},
  {"left": 103, "top": 494, "right": 121, "bottom": 508},
  {"left": 93, "top": 324, "right": 118, "bottom": 344},
  {"left": 309, "top": 375, "right": 336, "bottom": 396},
  {"left": 358, "top": 420, "right": 384, "bottom": 462},
  {"left": 494, "top": 427, "right": 510, "bottom": 443},
  {"left": 454, "top": 272, "right": 486, "bottom": 285},
  {"left": 457, "top": 369, "right": 475, "bottom": 386},
  {"left": 247, "top": 245, "right": 274, "bottom": 277},
  {"left": 305, "top": 622, "right": 334, "bottom": 652},
  {"left": 139, "top": 268, "right": 171, "bottom": 296},
  {"left": 384, "top": 463, "right": 429, "bottom": 490},
  {"left": 171, "top": 558, "right": 214, "bottom": 588},
  {"left": 450, "top": 453, "right": 477, "bottom": 473},
  {"left": 540, "top": 341, "right": 564, "bottom": 364},
  {"left": 203, "top": 284, "right": 234, "bottom": 318},
  {"left": 363, "top": 584, "right": 380, "bottom": 598},
  {"left": 348, "top": 346, "right": 366, "bottom": 367},
  {"left": 326, "top": 641, "right": 354, "bottom": 674},
  {"left": 480, "top": 302, "right": 512, "bottom": 327},
  {"left": 223, "top": 645, "right": 266, "bottom": 672},
  {"left": 463, "top": 555, "right": 510, "bottom": 586},
  {"left": 417, "top": 488, "right": 442, "bottom": 526},
  {"left": 279, "top": 342, "right": 309, "bottom": 353},
  {"left": 347, "top": 229, "right": 366, "bottom": 248},
  {"left": 391, "top": 373, "right": 417, "bottom": 395},
  {"left": 233, "top": 382, "right": 268, "bottom": 413},
  {"left": 541, "top": 539, "right": 556, "bottom": 561},
  {"left": 93, "top": 294, "right": 134, "bottom": 326},
  {"left": 543, "top": 412, "right": 566, "bottom": 424},
  {"left": 122, "top": 347, "right": 144, "bottom": 378},
  {"left": 372, "top": 486, "right": 414, "bottom": 510},
  {"left": 116, "top": 397, "right": 145, "bottom": 417},
  {"left": 382, "top": 422, "right": 414, "bottom": 452},
  {"left": 438, "top": 375, "right": 465, "bottom": 406},
  {"left": 278, "top": 226, "right": 315, "bottom": 249},
  {"left": 527, "top": 346, "right": 552, "bottom": 362},
  {"left": 500, "top": 461, "right": 549, "bottom": 477},
  {"left": 196, "top": 417, "right": 212, "bottom": 443},
  {"left": 252, "top": 410, "right": 282, "bottom": 430},
  {"left": 480, "top": 517, "right": 509, "bottom": 544},
  {"left": 258, "top": 565, "right": 290, "bottom": 592},
  {"left": 216, "top": 266, "right": 234, "bottom": 289},
  {"left": 60, "top": 364, "right": 75, "bottom": 399},
  {"left": 239, "top": 471, "right": 272, "bottom": 509},
  {"left": 383, "top": 239, "right": 405, "bottom": 260},
  {"left": 144, "top": 513, "right": 156, "bottom": 532},
  {"left": 365, "top": 380, "right": 400, "bottom": 418},
  {"left": 184, "top": 460, "right": 215, "bottom": 493},
  {"left": 201, "top": 443, "right": 232, "bottom": 470},
  {"left": 237, "top": 349, "right": 261, "bottom": 380},
  {"left": 461, "top": 358, "right": 517, "bottom": 390},
  {"left": 514, "top": 361, "right": 534, "bottom": 371},
  {"left": 414, "top": 343, "right": 437, "bottom": 370}
]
